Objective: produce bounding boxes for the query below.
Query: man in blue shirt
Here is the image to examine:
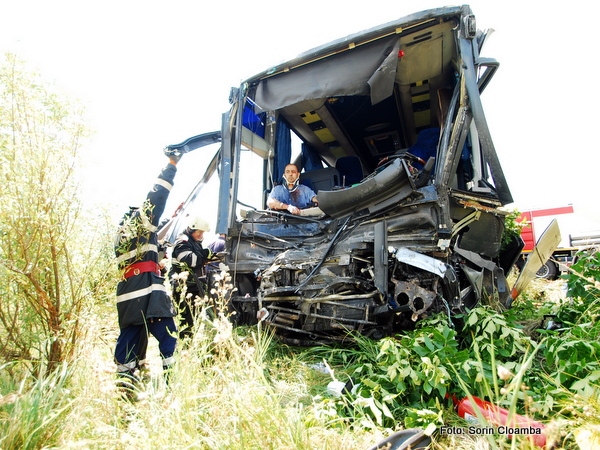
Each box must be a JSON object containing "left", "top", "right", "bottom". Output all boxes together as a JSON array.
[{"left": 266, "top": 164, "right": 318, "bottom": 215}]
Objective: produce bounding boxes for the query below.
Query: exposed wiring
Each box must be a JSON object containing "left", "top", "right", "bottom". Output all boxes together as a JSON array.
[{"left": 294, "top": 214, "right": 354, "bottom": 292}]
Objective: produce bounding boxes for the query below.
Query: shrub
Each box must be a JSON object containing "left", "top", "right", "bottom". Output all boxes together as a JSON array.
[{"left": 0, "top": 53, "right": 112, "bottom": 374}]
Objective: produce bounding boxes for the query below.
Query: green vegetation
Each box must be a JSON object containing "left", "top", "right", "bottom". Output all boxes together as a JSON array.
[
  {"left": 4, "top": 259, "right": 600, "bottom": 449},
  {"left": 2, "top": 53, "right": 600, "bottom": 450},
  {"left": 0, "top": 53, "right": 113, "bottom": 375}
]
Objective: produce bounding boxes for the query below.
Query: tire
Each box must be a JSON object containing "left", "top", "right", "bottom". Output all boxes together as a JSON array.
[{"left": 536, "top": 260, "right": 558, "bottom": 280}]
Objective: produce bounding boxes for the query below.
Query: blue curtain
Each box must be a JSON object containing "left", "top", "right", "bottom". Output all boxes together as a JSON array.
[
  {"left": 242, "top": 98, "right": 266, "bottom": 138},
  {"left": 301, "top": 143, "right": 324, "bottom": 171},
  {"left": 274, "top": 118, "right": 291, "bottom": 183}
]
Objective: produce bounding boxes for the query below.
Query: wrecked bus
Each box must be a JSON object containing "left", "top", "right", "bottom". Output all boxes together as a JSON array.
[{"left": 164, "top": 5, "right": 523, "bottom": 344}]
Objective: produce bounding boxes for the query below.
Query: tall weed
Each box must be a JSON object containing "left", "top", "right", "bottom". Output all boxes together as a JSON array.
[
  {"left": 0, "top": 362, "right": 73, "bottom": 450},
  {"left": 48, "top": 281, "right": 379, "bottom": 449}
]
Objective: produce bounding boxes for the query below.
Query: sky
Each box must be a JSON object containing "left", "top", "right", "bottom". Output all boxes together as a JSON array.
[{"left": 2, "top": 0, "right": 600, "bottom": 237}]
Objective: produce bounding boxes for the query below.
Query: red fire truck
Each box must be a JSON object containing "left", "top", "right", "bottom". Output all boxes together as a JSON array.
[{"left": 517, "top": 205, "right": 600, "bottom": 279}]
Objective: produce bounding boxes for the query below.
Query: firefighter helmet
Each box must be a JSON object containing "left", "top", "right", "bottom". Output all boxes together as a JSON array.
[{"left": 187, "top": 216, "right": 210, "bottom": 232}]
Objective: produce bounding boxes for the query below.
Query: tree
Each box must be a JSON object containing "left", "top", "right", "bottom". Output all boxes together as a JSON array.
[{"left": 0, "top": 53, "right": 112, "bottom": 373}]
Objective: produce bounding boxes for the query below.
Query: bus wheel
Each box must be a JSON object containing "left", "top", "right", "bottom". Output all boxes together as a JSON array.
[{"left": 536, "top": 261, "right": 558, "bottom": 280}]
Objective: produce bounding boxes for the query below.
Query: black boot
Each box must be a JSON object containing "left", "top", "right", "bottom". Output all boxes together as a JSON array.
[
  {"left": 116, "top": 370, "right": 140, "bottom": 401},
  {"left": 162, "top": 364, "right": 173, "bottom": 387},
  {"left": 137, "top": 361, "right": 151, "bottom": 384}
]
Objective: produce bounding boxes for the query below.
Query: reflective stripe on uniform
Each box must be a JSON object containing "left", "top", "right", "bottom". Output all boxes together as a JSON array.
[
  {"left": 140, "top": 211, "right": 158, "bottom": 232},
  {"left": 155, "top": 178, "right": 174, "bottom": 191},
  {"left": 116, "top": 244, "right": 159, "bottom": 264},
  {"left": 117, "top": 361, "right": 137, "bottom": 372},
  {"left": 116, "top": 283, "right": 167, "bottom": 303},
  {"left": 162, "top": 356, "right": 176, "bottom": 367},
  {"left": 176, "top": 250, "right": 198, "bottom": 267}
]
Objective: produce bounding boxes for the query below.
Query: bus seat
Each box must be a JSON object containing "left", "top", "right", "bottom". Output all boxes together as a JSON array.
[
  {"left": 300, "top": 167, "right": 340, "bottom": 193},
  {"left": 408, "top": 128, "right": 439, "bottom": 169},
  {"left": 335, "top": 156, "right": 364, "bottom": 187}
]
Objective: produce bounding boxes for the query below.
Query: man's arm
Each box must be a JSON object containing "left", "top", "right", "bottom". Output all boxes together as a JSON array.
[
  {"left": 173, "top": 238, "right": 210, "bottom": 269},
  {"left": 266, "top": 196, "right": 290, "bottom": 210},
  {"left": 267, "top": 187, "right": 302, "bottom": 214},
  {"left": 143, "top": 157, "right": 179, "bottom": 227},
  {"left": 266, "top": 186, "right": 291, "bottom": 211},
  {"left": 267, "top": 196, "right": 299, "bottom": 214},
  {"left": 306, "top": 186, "right": 318, "bottom": 205}
]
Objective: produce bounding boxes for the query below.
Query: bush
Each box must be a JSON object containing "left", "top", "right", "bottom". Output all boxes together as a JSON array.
[{"left": 0, "top": 53, "right": 113, "bottom": 374}]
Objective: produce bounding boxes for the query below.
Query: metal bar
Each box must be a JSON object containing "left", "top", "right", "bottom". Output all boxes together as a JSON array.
[
  {"left": 262, "top": 291, "right": 379, "bottom": 303},
  {"left": 266, "top": 304, "right": 377, "bottom": 326}
]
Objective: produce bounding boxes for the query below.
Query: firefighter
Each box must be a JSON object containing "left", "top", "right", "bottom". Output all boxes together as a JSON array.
[
  {"left": 113, "top": 153, "right": 181, "bottom": 394},
  {"left": 169, "top": 216, "right": 214, "bottom": 340}
]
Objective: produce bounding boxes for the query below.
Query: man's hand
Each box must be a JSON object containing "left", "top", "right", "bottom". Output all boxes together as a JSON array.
[
  {"left": 164, "top": 147, "right": 183, "bottom": 165},
  {"left": 287, "top": 204, "right": 301, "bottom": 215},
  {"left": 168, "top": 153, "right": 182, "bottom": 165},
  {"left": 207, "top": 249, "right": 221, "bottom": 261}
]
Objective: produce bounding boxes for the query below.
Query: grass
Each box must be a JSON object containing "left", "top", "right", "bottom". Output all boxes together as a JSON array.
[
  {"left": 1, "top": 274, "right": 599, "bottom": 449},
  {"left": 0, "top": 362, "right": 73, "bottom": 450},
  {"left": 2, "top": 307, "right": 380, "bottom": 450}
]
